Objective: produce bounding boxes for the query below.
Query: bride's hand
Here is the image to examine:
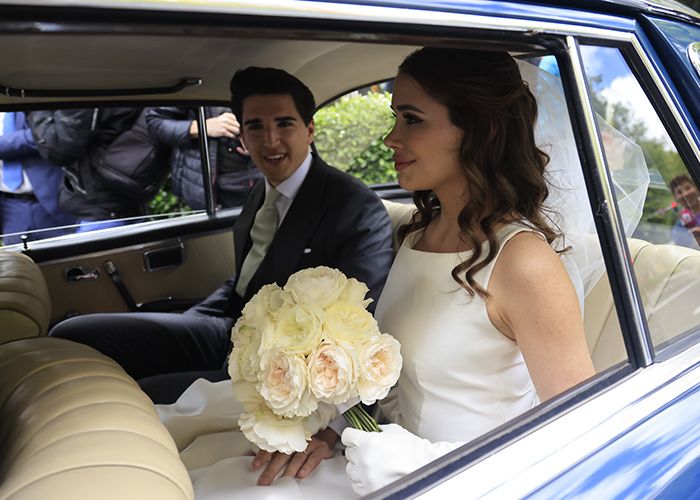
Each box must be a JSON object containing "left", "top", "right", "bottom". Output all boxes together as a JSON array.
[{"left": 252, "top": 428, "right": 337, "bottom": 485}]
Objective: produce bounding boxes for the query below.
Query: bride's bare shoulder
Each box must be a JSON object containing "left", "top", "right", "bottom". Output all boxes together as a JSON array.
[{"left": 491, "top": 230, "right": 570, "bottom": 291}]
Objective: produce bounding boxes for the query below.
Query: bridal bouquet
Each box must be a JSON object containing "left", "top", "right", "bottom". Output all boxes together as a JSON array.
[{"left": 228, "top": 266, "right": 402, "bottom": 454}]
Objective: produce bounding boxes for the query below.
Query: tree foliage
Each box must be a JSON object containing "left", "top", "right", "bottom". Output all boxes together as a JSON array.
[
  {"left": 589, "top": 76, "right": 687, "bottom": 226},
  {"left": 314, "top": 90, "right": 397, "bottom": 184},
  {"left": 148, "top": 177, "right": 190, "bottom": 216}
]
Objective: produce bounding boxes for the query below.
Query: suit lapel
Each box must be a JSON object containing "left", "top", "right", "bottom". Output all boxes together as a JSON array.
[{"left": 244, "top": 156, "right": 328, "bottom": 299}]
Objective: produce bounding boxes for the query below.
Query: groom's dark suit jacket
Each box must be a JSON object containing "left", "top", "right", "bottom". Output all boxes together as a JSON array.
[
  {"left": 47, "top": 154, "right": 393, "bottom": 402},
  {"left": 192, "top": 154, "right": 394, "bottom": 322}
]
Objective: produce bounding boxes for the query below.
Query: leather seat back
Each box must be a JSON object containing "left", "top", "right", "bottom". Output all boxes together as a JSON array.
[
  {"left": 584, "top": 239, "right": 700, "bottom": 371},
  {"left": 0, "top": 251, "right": 51, "bottom": 344}
]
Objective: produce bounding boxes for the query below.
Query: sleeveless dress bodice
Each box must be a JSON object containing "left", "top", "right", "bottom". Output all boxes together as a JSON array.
[{"left": 375, "top": 222, "right": 540, "bottom": 443}]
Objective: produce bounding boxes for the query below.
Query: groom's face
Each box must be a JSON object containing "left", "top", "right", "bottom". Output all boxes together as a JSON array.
[{"left": 239, "top": 93, "right": 315, "bottom": 187}]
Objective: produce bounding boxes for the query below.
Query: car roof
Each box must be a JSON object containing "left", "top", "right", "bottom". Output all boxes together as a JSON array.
[
  {"left": 0, "top": 0, "right": 696, "bottom": 108},
  {"left": 0, "top": 31, "right": 418, "bottom": 107}
]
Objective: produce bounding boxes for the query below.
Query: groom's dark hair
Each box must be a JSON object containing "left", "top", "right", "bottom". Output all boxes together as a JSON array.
[{"left": 230, "top": 67, "right": 316, "bottom": 125}]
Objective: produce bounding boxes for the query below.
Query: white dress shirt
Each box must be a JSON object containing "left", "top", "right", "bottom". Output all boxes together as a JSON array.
[{"left": 263, "top": 150, "right": 312, "bottom": 226}]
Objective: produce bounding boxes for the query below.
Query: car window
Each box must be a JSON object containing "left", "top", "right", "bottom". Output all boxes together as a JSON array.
[
  {"left": 581, "top": 45, "right": 700, "bottom": 349},
  {"left": 313, "top": 82, "right": 396, "bottom": 186},
  {"left": 0, "top": 106, "right": 258, "bottom": 247}
]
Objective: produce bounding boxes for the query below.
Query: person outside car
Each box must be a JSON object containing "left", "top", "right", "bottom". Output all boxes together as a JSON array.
[{"left": 145, "top": 107, "right": 262, "bottom": 210}]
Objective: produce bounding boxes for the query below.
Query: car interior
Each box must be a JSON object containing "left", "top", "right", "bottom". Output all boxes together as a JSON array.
[{"left": 1, "top": 5, "right": 700, "bottom": 498}]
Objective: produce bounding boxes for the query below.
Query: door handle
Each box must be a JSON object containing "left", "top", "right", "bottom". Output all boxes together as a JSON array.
[{"left": 64, "top": 266, "right": 100, "bottom": 282}]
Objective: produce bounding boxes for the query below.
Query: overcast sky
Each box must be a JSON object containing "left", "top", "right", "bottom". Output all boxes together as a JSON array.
[{"left": 580, "top": 46, "right": 672, "bottom": 145}]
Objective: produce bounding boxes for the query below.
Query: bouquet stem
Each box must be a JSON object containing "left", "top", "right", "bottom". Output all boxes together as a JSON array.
[{"left": 343, "top": 404, "right": 381, "bottom": 432}]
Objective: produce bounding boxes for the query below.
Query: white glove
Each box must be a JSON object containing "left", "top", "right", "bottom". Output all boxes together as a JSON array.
[{"left": 341, "top": 424, "right": 463, "bottom": 496}]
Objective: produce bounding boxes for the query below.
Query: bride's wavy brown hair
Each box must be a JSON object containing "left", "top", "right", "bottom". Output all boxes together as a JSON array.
[{"left": 397, "top": 47, "right": 561, "bottom": 298}]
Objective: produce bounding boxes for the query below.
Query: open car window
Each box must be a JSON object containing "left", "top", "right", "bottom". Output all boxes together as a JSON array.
[
  {"left": 581, "top": 45, "right": 700, "bottom": 352},
  {"left": 0, "top": 106, "right": 259, "bottom": 248},
  {"left": 314, "top": 82, "right": 396, "bottom": 186}
]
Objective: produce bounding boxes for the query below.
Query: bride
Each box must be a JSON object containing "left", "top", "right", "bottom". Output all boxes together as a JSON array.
[
  {"left": 340, "top": 47, "right": 596, "bottom": 495},
  {"left": 157, "top": 47, "right": 645, "bottom": 498}
]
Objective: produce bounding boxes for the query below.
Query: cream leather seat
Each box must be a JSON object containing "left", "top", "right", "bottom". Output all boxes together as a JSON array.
[
  {"left": 584, "top": 239, "right": 700, "bottom": 371},
  {"left": 0, "top": 338, "right": 194, "bottom": 500},
  {"left": 0, "top": 251, "right": 51, "bottom": 344},
  {"left": 381, "top": 200, "right": 700, "bottom": 371}
]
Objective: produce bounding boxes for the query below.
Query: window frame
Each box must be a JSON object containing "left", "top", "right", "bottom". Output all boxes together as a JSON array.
[{"left": 574, "top": 28, "right": 700, "bottom": 363}]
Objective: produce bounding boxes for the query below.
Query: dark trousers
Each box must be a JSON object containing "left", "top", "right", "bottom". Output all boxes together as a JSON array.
[
  {"left": 49, "top": 280, "right": 236, "bottom": 403},
  {"left": 0, "top": 195, "right": 73, "bottom": 244}
]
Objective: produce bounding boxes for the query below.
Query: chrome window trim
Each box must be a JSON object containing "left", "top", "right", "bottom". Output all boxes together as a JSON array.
[
  {"left": 565, "top": 35, "right": 654, "bottom": 367},
  {"left": 30, "top": 211, "right": 237, "bottom": 266}
]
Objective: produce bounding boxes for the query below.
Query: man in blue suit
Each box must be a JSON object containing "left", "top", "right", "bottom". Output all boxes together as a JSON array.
[{"left": 0, "top": 111, "right": 76, "bottom": 245}]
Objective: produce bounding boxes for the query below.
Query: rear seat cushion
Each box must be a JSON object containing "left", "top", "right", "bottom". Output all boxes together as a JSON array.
[{"left": 0, "top": 338, "right": 194, "bottom": 500}]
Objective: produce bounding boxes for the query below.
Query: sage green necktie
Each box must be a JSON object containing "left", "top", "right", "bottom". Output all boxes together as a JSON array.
[{"left": 235, "top": 187, "right": 282, "bottom": 297}]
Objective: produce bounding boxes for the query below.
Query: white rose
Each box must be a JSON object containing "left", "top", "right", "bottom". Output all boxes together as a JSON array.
[
  {"left": 262, "top": 304, "right": 323, "bottom": 356},
  {"left": 339, "top": 277, "right": 372, "bottom": 308},
  {"left": 241, "top": 284, "right": 292, "bottom": 324},
  {"left": 357, "top": 334, "right": 402, "bottom": 405},
  {"left": 229, "top": 320, "right": 264, "bottom": 383},
  {"left": 257, "top": 350, "right": 317, "bottom": 418},
  {"left": 307, "top": 340, "right": 357, "bottom": 405},
  {"left": 323, "top": 301, "right": 380, "bottom": 344},
  {"left": 241, "top": 283, "right": 280, "bottom": 321},
  {"left": 231, "top": 379, "right": 264, "bottom": 411},
  {"left": 238, "top": 408, "right": 310, "bottom": 454},
  {"left": 285, "top": 266, "right": 347, "bottom": 308}
]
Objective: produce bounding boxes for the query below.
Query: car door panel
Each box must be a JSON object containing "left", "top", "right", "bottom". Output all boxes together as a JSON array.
[{"left": 40, "top": 229, "right": 235, "bottom": 325}]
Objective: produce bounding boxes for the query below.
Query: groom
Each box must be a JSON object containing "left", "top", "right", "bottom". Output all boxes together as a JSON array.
[{"left": 50, "top": 67, "right": 394, "bottom": 406}]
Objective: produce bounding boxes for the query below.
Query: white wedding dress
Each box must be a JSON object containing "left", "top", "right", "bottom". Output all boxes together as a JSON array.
[
  {"left": 376, "top": 223, "right": 539, "bottom": 443},
  {"left": 156, "top": 221, "right": 539, "bottom": 499}
]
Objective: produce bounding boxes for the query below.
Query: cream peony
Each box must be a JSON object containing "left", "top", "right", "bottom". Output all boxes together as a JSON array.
[
  {"left": 285, "top": 266, "right": 347, "bottom": 308},
  {"left": 240, "top": 283, "right": 279, "bottom": 322},
  {"left": 230, "top": 266, "right": 403, "bottom": 453},
  {"left": 257, "top": 349, "right": 317, "bottom": 418},
  {"left": 323, "top": 300, "right": 380, "bottom": 344},
  {"left": 262, "top": 304, "right": 323, "bottom": 356},
  {"left": 241, "top": 284, "right": 293, "bottom": 325},
  {"left": 238, "top": 409, "right": 310, "bottom": 454},
  {"left": 231, "top": 379, "right": 265, "bottom": 409},
  {"left": 339, "top": 277, "right": 372, "bottom": 308},
  {"left": 229, "top": 319, "right": 265, "bottom": 383},
  {"left": 357, "top": 334, "right": 402, "bottom": 405},
  {"left": 307, "top": 340, "right": 357, "bottom": 405}
]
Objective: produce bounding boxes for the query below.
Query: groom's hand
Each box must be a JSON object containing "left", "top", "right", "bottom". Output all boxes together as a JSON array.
[{"left": 252, "top": 428, "right": 338, "bottom": 485}]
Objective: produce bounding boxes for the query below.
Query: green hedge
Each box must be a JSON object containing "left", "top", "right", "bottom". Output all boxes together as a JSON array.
[{"left": 314, "top": 90, "right": 397, "bottom": 185}]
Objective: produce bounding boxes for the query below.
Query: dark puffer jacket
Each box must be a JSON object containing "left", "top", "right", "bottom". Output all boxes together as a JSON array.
[
  {"left": 145, "top": 107, "right": 261, "bottom": 210},
  {"left": 26, "top": 108, "right": 144, "bottom": 219}
]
